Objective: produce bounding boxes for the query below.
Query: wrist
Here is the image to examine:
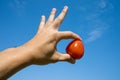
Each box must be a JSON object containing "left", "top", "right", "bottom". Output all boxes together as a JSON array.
[{"left": 16, "top": 46, "right": 34, "bottom": 65}]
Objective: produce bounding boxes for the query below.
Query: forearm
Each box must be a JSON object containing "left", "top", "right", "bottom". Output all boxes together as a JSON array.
[{"left": 0, "top": 47, "right": 33, "bottom": 79}]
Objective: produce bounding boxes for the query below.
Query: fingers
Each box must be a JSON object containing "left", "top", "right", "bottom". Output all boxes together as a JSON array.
[
  {"left": 38, "top": 6, "right": 68, "bottom": 30},
  {"left": 57, "top": 31, "right": 82, "bottom": 41},
  {"left": 52, "top": 6, "right": 68, "bottom": 29},
  {"left": 38, "top": 15, "right": 46, "bottom": 30},
  {"left": 54, "top": 51, "right": 76, "bottom": 64},
  {"left": 46, "top": 8, "right": 56, "bottom": 25}
]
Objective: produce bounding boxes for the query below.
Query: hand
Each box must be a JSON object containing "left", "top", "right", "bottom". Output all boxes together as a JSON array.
[
  {"left": 22, "top": 6, "right": 80, "bottom": 65},
  {"left": 0, "top": 6, "right": 81, "bottom": 79}
]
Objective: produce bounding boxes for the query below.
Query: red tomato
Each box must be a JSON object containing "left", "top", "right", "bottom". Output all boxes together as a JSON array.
[{"left": 66, "top": 39, "right": 84, "bottom": 59}]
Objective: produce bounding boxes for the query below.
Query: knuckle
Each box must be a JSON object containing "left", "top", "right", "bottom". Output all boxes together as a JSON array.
[
  {"left": 57, "top": 17, "right": 62, "bottom": 22},
  {"left": 62, "top": 9, "right": 66, "bottom": 13},
  {"left": 52, "top": 32, "right": 57, "bottom": 37},
  {"left": 41, "top": 20, "right": 45, "bottom": 24},
  {"left": 40, "top": 22, "right": 44, "bottom": 25},
  {"left": 68, "top": 31, "right": 74, "bottom": 37},
  {"left": 68, "top": 31, "right": 73, "bottom": 34},
  {"left": 51, "top": 32, "right": 58, "bottom": 40},
  {"left": 51, "top": 12, "right": 55, "bottom": 15}
]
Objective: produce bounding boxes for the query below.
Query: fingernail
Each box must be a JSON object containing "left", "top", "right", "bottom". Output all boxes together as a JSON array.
[
  {"left": 41, "top": 15, "right": 45, "bottom": 18},
  {"left": 71, "top": 58, "right": 76, "bottom": 64},
  {"left": 74, "top": 34, "right": 82, "bottom": 40},
  {"left": 52, "top": 8, "right": 56, "bottom": 11},
  {"left": 79, "top": 36, "right": 83, "bottom": 41},
  {"left": 64, "top": 6, "right": 68, "bottom": 9}
]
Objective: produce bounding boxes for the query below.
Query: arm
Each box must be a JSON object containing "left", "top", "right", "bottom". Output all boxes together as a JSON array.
[
  {"left": 0, "top": 47, "right": 33, "bottom": 79},
  {"left": 0, "top": 6, "right": 80, "bottom": 79}
]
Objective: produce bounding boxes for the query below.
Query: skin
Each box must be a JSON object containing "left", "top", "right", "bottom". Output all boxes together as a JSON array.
[{"left": 0, "top": 6, "right": 81, "bottom": 80}]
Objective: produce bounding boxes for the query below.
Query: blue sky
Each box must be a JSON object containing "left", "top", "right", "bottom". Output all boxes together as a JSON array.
[{"left": 0, "top": 0, "right": 120, "bottom": 80}]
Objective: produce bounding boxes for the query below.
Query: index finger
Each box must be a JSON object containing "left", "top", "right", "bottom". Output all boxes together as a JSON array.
[{"left": 53, "top": 6, "right": 68, "bottom": 29}]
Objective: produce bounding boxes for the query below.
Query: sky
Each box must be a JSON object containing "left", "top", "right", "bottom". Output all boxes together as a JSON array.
[{"left": 0, "top": 0, "right": 120, "bottom": 80}]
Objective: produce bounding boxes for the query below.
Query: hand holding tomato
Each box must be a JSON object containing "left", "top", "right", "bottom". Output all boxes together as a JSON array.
[{"left": 66, "top": 39, "right": 84, "bottom": 59}]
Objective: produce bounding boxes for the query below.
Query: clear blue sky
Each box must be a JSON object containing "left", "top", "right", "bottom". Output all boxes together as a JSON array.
[{"left": 0, "top": 0, "right": 120, "bottom": 80}]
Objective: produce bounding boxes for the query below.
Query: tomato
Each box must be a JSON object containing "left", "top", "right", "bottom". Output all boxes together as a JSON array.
[{"left": 66, "top": 39, "right": 84, "bottom": 59}]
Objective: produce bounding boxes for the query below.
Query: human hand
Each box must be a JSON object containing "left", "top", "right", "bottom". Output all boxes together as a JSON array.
[
  {"left": 23, "top": 6, "right": 81, "bottom": 65},
  {"left": 0, "top": 6, "right": 82, "bottom": 79}
]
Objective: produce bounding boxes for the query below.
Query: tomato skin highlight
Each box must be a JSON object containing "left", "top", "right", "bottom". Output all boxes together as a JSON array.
[{"left": 66, "top": 39, "right": 84, "bottom": 59}]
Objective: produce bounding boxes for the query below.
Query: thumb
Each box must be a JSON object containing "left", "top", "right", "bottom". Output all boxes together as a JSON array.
[{"left": 55, "top": 51, "right": 76, "bottom": 64}]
